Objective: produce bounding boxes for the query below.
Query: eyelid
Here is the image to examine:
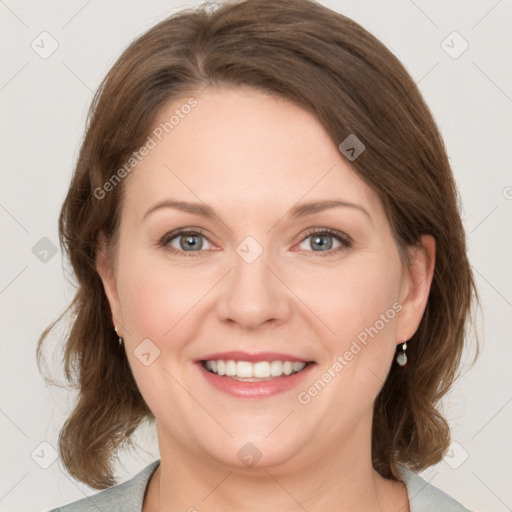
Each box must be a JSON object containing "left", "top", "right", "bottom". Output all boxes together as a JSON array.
[
  {"left": 160, "top": 226, "right": 211, "bottom": 245},
  {"left": 300, "top": 227, "right": 352, "bottom": 245}
]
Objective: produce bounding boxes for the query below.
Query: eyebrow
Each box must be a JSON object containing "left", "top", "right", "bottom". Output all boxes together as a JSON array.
[{"left": 143, "top": 199, "right": 371, "bottom": 222}]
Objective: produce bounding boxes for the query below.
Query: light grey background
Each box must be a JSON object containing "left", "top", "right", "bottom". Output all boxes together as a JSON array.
[{"left": 1, "top": 1, "right": 511, "bottom": 511}]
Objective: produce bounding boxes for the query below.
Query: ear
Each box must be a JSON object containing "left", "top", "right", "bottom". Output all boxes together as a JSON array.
[
  {"left": 395, "top": 235, "right": 436, "bottom": 343},
  {"left": 96, "top": 235, "right": 124, "bottom": 335}
]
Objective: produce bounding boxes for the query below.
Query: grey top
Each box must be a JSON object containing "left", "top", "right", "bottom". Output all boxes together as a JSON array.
[{"left": 48, "top": 459, "right": 471, "bottom": 511}]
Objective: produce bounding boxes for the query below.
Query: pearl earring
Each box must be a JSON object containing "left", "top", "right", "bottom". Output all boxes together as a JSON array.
[
  {"left": 114, "top": 326, "right": 123, "bottom": 346},
  {"left": 396, "top": 341, "right": 407, "bottom": 366}
]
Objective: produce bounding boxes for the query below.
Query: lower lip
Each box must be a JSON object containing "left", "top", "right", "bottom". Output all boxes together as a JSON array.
[{"left": 197, "top": 362, "right": 315, "bottom": 399}]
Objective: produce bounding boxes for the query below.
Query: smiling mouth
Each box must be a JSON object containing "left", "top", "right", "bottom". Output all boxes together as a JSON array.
[{"left": 201, "top": 359, "right": 313, "bottom": 382}]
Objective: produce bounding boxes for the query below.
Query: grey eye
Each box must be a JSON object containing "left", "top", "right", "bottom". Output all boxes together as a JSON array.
[
  {"left": 299, "top": 233, "right": 342, "bottom": 252},
  {"left": 168, "top": 232, "right": 212, "bottom": 252}
]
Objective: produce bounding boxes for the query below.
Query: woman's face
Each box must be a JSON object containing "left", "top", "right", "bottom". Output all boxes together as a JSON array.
[{"left": 98, "top": 86, "right": 433, "bottom": 472}]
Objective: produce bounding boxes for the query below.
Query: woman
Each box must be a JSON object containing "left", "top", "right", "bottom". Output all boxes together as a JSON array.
[{"left": 39, "top": 0, "right": 477, "bottom": 510}]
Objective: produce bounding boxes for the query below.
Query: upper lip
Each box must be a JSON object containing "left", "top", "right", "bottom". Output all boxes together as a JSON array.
[{"left": 196, "top": 351, "right": 314, "bottom": 363}]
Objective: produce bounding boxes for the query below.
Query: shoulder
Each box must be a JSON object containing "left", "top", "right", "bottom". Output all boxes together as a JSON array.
[
  {"left": 47, "top": 460, "right": 161, "bottom": 512},
  {"left": 398, "top": 465, "right": 472, "bottom": 512}
]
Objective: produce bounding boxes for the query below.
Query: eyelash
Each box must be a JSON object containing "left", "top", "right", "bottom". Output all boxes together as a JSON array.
[{"left": 159, "top": 227, "right": 352, "bottom": 258}]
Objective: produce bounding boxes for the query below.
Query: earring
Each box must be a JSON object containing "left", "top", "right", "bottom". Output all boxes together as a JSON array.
[
  {"left": 114, "top": 326, "right": 123, "bottom": 346},
  {"left": 396, "top": 341, "right": 407, "bottom": 366}
]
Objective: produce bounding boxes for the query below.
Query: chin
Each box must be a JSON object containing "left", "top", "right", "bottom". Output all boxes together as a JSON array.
[{"left": 194, "top": 424, "right": 312, "bottom": 472}]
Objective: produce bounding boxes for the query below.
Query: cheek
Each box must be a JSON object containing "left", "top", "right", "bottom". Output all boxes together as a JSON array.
[
  {"left": 295, "top": 260, "right": 402, "bottom": 419},
  {"left": 115, "top": 254, "right": 196, "bottom": 418},
  {"left": 116, "top": 253, "right": 205, "bottom": 340},
  {"left": 293, "top": 255, "right": 402, "bottom": 350}
]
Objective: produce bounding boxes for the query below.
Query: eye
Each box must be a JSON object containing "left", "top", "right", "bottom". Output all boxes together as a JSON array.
[
  {"left": 296, "top": 228, "right": 352, "bottom": 256},
  {"left": 160, "top": 228, "right": 213, "bottom": 256},
  {"left": 159, "top": 227, "right": 352, "bottom": 257}
]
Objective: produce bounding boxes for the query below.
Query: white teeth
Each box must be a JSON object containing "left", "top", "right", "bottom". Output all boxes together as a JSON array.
[
  {"left": 203, "top": 359, "right": 307, "bottom": 379},
  {"left": 253, "top": 361, "right": 270, "bottom": 378},
  {"left": 283, "top": 361, "right": 293, "bottom": 376},
  {"left": 237, "top": 361, "right": 253, "bottom": 378},
  {"left": 225, "top": 360, "right": 237, "bottom": 376},
  {"left": 270, "top": 360, "right": 282, "bottom": 376},
  {"left": 292, "top": 361, "right": 304, "bottom": 372}
]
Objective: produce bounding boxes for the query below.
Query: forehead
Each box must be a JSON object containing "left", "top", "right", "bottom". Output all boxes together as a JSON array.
[{"left": 123, "top": 86, "right": 382, "bottom": 222}]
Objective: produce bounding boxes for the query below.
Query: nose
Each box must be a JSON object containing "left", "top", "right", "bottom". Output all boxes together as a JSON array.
[{"left": 215, "top": 243, "right": 293, "bottom": 331}]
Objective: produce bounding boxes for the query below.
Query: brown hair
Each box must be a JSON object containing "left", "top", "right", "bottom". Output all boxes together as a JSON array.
[{"left": 38, "top": 0, "right": 478, "bottom": 489}]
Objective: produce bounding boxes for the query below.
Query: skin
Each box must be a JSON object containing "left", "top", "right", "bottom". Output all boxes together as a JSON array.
[{"left": 97, "top": 86, "right": 435, "bottom": 512}]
